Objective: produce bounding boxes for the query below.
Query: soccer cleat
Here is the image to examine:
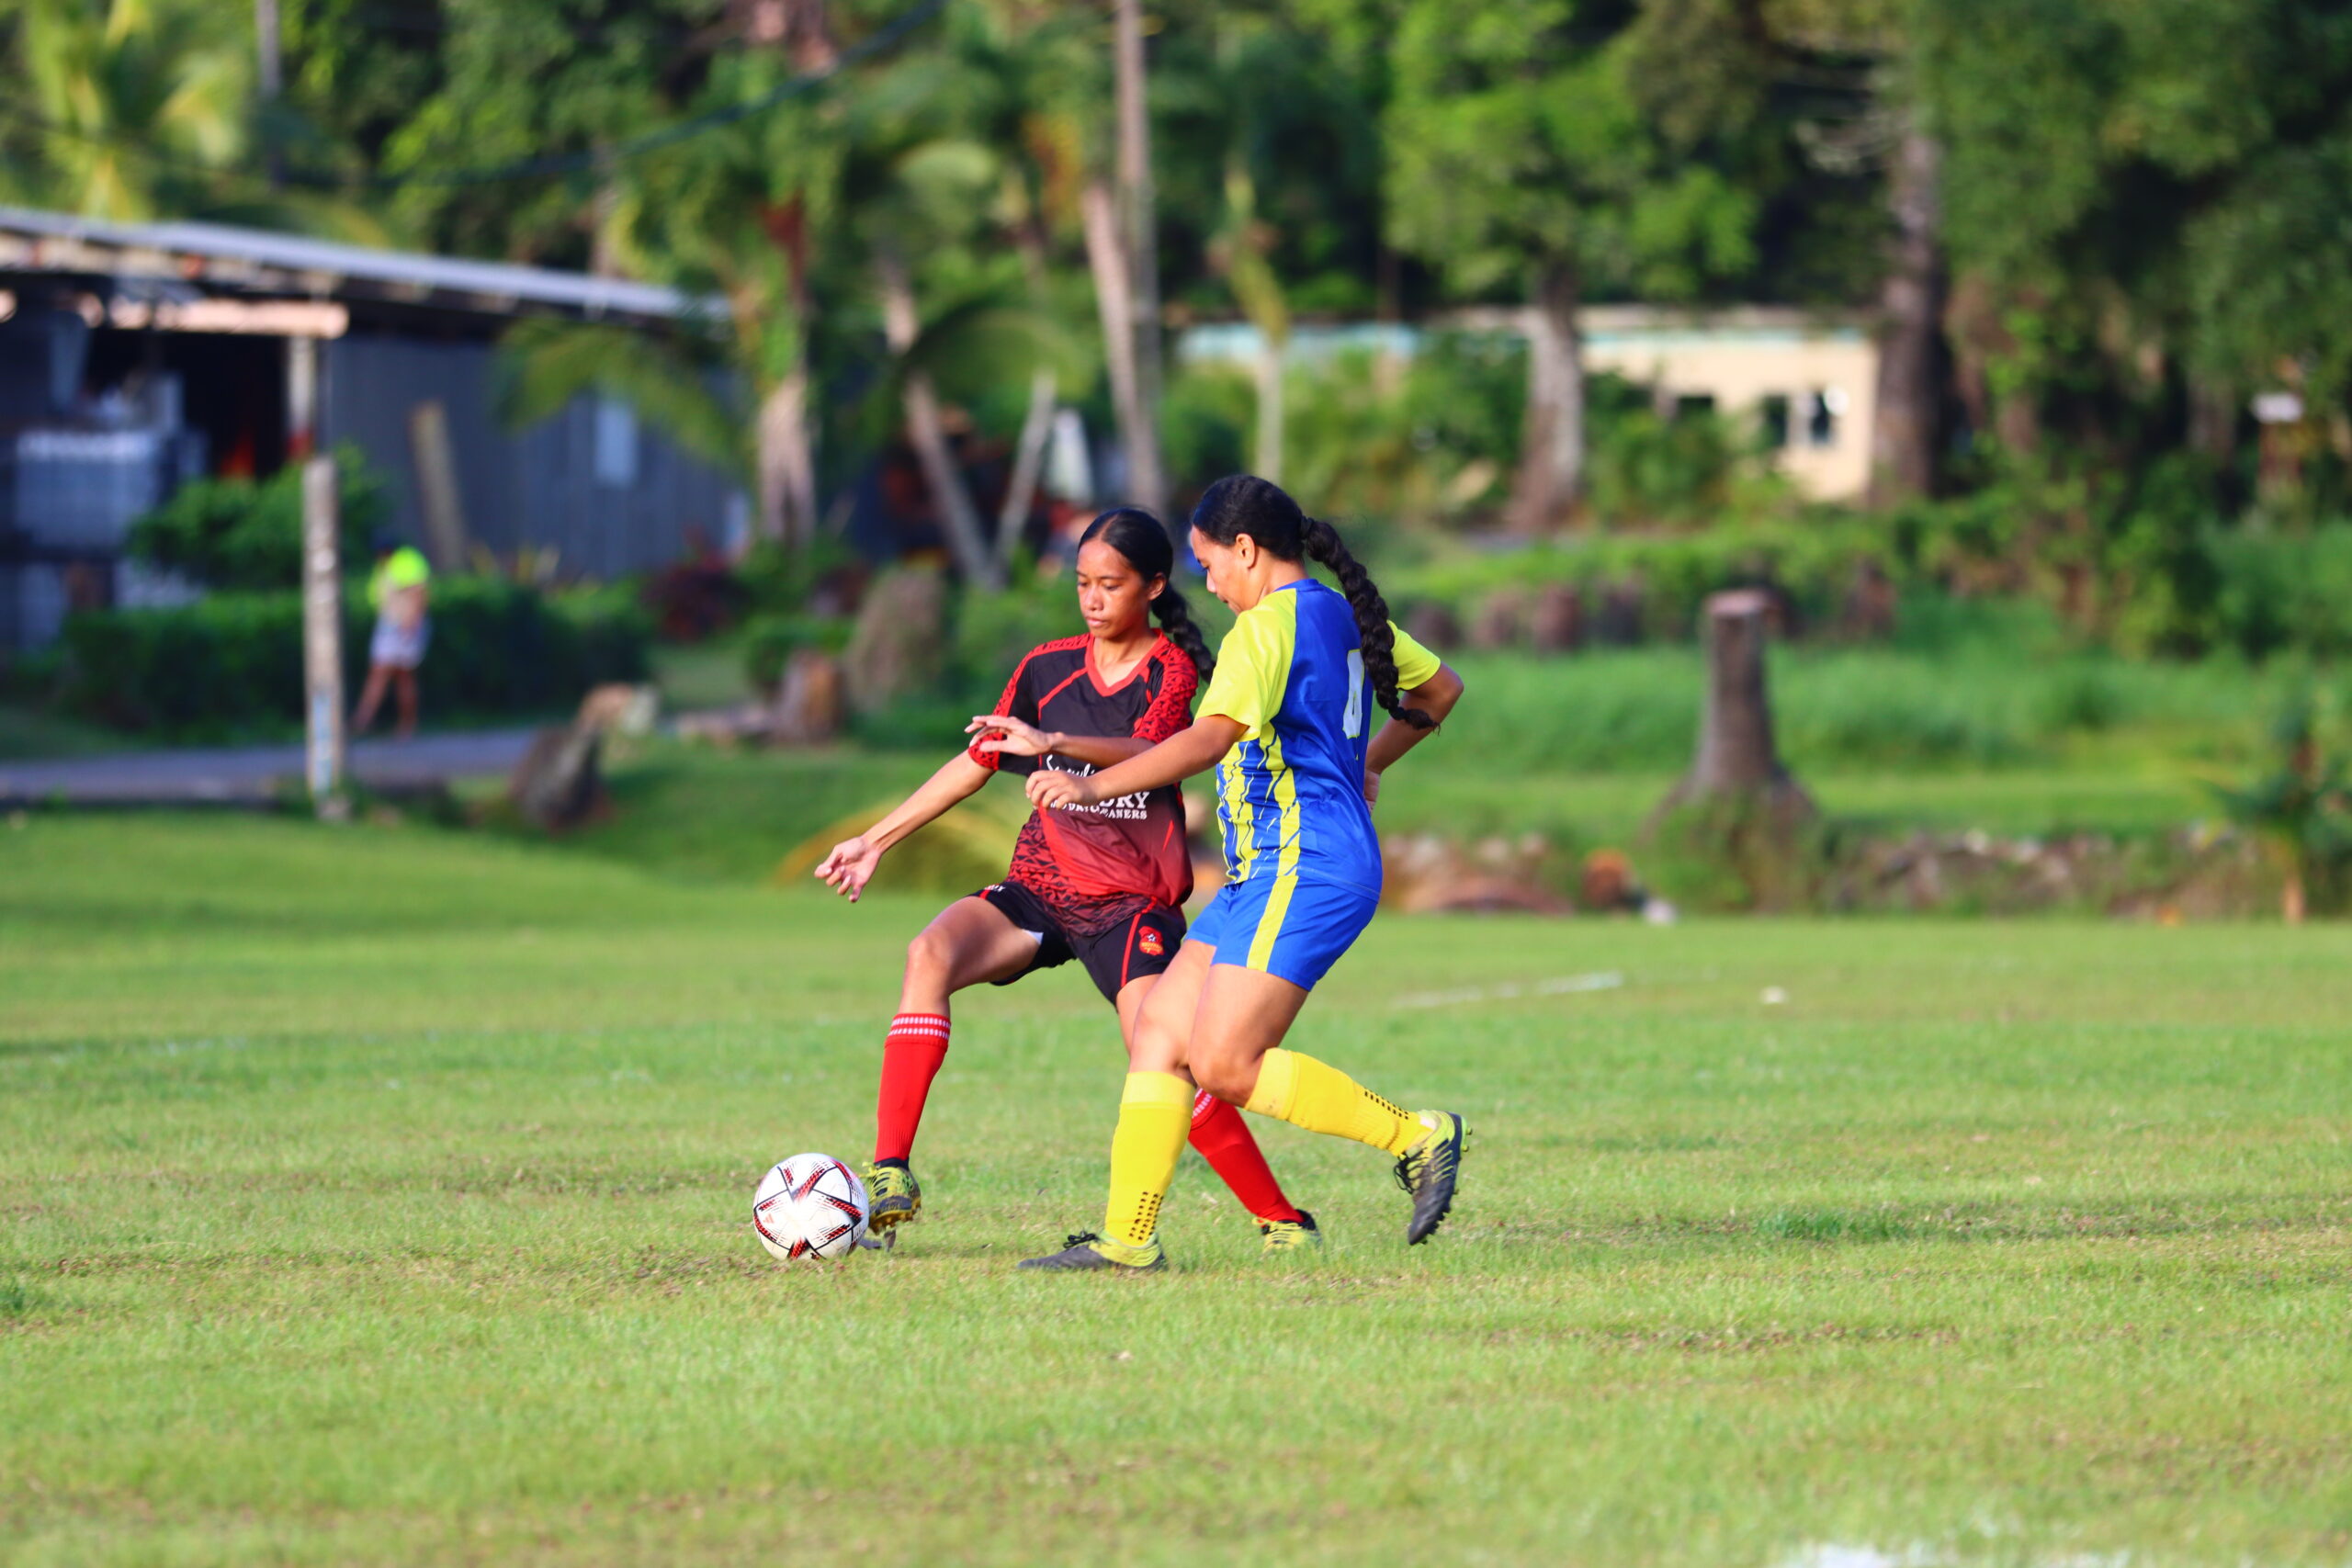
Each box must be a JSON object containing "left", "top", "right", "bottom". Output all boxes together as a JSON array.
[
  {"left": 1259, "top": 1210, "right": 1324, "bottom": 1256},
  {"left": 1393, "top": 1112, "right": 1467, "bottom": 1245},
  {"left": 1015, "top": 1231, "right": 1166, "bottom": 1273},
  {"left": 864, "top": 1160, "right": 922, "bottom": 1240}
]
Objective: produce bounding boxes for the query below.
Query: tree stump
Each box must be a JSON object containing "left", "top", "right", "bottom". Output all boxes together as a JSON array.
[
  {"left": 842, "top": 566, "right": 947, "bottom": 716},
  {"left": 769, "top": 649, "right": 845, "bottom": 744},
  {"left": 1468, "top": 588, "right": 1526, "bottom": 650},
  {"left": 1528, "top": 582, "right": 1585, "bottom": 653},
  {"left": 1658, "top": 590, "right": 1815, "bottom": 829}
]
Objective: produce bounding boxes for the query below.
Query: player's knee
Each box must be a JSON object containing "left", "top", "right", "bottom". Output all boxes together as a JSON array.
[
  {"left": 1192, "top": 1053, "right": 1254, "bottom": 1104},
  {"left": 904, "top": 927, "right": 952, "bottom": 981}
]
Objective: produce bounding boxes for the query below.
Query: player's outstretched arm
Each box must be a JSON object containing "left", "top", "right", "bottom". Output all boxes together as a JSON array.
[
  {"left": 814, "top": 752, "right": 992, "bottom": 902},
  {"left": 965, "top": 713, "right": 1151, "bottom": 771},
  {"left": 1363, "top": 663, "right": 1464, "bottom": 806},
  {"left": 1025, "top": 715, "right": 1244, "bottom": 810}
]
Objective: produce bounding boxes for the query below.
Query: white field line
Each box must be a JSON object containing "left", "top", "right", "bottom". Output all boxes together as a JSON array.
[{"left": 1393, "top": 971, "right": 1625, "bottom": 1010}]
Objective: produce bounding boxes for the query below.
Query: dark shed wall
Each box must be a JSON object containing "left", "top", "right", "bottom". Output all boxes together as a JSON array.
[{"left": 322, "top": 332, "right": 740, "bottom": 578}]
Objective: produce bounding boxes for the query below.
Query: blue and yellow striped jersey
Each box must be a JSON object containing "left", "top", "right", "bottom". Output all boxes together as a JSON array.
[{"left": 1195, "top": 580, "right": 1442, "bottom": 894}]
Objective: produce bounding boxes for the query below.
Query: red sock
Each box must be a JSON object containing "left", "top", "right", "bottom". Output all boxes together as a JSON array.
[
  {"left": 873, "top": 1012, "right": 950, "bottom": 1164},
  {"left": 1189, "top": 1089, "right": 1303, "bottom": 1224}
]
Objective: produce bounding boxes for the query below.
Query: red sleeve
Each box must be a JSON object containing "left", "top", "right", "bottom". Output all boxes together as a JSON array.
[
  {"left": 1133, "top": 642, "right": 1198, "bottom": 744},
  {"left": 967, "top": 651, "right": 1039, "bottom": 772}
]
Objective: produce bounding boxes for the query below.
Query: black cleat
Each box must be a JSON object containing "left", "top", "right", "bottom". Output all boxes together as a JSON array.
[
  {"left": 1393, "top": 1112, "right": 1467, "bottom": 1244},
  {"left": 1015, "top": 1231, "right": 1166, "bottom": 1273}
]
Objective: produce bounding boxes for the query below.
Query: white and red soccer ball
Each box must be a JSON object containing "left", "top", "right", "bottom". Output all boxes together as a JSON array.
[{"left": 752, "top": 1154, "right": 869, "bottom": 1262}]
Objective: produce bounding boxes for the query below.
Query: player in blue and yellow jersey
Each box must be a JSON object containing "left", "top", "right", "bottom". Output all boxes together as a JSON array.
[{"left": 1019, "top": 474, "right": 1469, "bottom": 1272}]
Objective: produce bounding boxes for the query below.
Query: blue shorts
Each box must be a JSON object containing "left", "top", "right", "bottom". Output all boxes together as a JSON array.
[{"left": 1188, "top": 873, "right": 1379, "bottom": 991}]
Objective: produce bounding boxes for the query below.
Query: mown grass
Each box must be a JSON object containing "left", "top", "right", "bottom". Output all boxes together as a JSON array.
[{"left": 5, "top": 814, "right": 2350, "bottom": 1566}]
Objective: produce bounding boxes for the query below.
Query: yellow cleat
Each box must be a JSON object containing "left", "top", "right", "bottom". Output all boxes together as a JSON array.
[
  {"left": 1259, "top": 1211, "right": 1324, "bottom": 1256},
  {"left": 864, "top": 1160, "right": 922, "bottom": 1242}
]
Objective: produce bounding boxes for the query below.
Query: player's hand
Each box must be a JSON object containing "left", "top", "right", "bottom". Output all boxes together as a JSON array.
[
  {"left": 813, "top": 835, "right": 883, "bottom": 902},
  {"left": 1026, "top": 768, "right": 1099, "bottom": 810},
  {"left": 1363, "top": 768, "right": 1383, "bottom": 808},
  {"left": 967, "top": 713, "right": 1057, "bottom": 758}
]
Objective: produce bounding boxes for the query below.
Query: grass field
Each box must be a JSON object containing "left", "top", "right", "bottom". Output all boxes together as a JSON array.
[{"left": 5, "top": 814, "right": 2350, "bottom": 1567}]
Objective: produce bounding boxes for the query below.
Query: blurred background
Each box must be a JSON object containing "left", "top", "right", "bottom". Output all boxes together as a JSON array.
[{"left": 2, "top": 0, "right": 2348, "bottom": 919}]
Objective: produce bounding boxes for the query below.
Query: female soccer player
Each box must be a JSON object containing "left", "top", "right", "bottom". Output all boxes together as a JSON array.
[
  {"left": 812, "top": 509, "right": 1321, "bottom": 1254},
  {"left": 1016, "top": 474, "right": 1467, "bottom": 1272}
]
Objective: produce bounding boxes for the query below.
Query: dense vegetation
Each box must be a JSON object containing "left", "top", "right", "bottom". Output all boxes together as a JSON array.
[{"left": 6, "top": 0, "right": 2350, "bottom": 590}]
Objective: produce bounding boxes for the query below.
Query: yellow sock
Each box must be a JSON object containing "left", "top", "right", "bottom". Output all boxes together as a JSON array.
[
  {"left": 1100, "top": 1072, "right": 1192, "bottom": 1257},
  {"left": 1245, "top": 1048, "right": 1427, "bottom": 1156}
]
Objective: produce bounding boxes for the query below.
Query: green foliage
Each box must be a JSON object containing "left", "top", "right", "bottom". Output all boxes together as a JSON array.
[
  {"left": 125, "top": 445, "right": 387, "bottom": 592},
  {"left": 2206, "top": 525, "right": 2352, "bottom": 660},
  {"left": 1385, "top": 0, "right": 1757, "bottom": 302},
  {"left": 2202, "top": 682, "right": 2352, "bottom": 915},
  {"left": 56, "top": 579, "right": 649, "bottom": 736},
  {"left": 1432, "top": 639, "right": 2290, "bottom": 777}
]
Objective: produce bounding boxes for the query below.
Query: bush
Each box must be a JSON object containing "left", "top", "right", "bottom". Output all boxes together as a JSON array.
[
  {"left": 59, "top": 578, "right": 650, "bottom": 736},
  {"left": 1389, "top": 512, "right": 1904, "bottom": 647},
  {"left": 126, "top": 445, "right": 388, "bottom": 591},
  {"left": 2207, "top": 524, "right": 2352, "bottom": 660}
]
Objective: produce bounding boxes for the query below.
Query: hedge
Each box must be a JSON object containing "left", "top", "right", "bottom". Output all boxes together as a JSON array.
[{"left": 60, "top": 578, "right": 650, "bottom": 735}]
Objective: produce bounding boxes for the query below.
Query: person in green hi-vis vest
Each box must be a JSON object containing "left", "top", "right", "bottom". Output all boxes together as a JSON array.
[{"left": 352, "top": 534, "right": 432, "bottom": 739}]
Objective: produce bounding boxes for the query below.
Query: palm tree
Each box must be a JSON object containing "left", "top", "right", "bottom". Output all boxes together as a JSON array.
[
  {"left": 603, "top": 46, "right": 847, "bottom": 549},
  {"left": 849, "top": 44, "right": 1065, "bottom": 591},
  {"left": 13, "top": 0, "right": 251, "bottom": 221},
  {"left": 8, "top": 0, "right": 383, "bottom": 239}
]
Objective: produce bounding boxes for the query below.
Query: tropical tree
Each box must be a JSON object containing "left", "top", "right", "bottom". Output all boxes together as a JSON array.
[
  {"left": 7, "top": 0, "right": 250, "bottom": 220},
  {"left": 1386, "top": 0, "right": 1759, "bottom": 530}
]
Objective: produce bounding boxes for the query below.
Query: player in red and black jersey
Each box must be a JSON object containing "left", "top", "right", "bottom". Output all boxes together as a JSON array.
[{"left": 813, "top": 510, "right": 1318, "bottom": 1253}]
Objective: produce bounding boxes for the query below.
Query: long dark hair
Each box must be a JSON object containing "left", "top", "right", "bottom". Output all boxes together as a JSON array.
[
  {"left": 1079, "top": 507, "right": 1215, "bottom": 681},
  {"left": 1188, "top": 475, "right": 1435, "bottom": 728}
]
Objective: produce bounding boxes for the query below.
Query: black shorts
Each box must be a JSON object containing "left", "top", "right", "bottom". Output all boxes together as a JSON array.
[{"left": 977, "top": 882, "right": 1186, "bottom": 1005}]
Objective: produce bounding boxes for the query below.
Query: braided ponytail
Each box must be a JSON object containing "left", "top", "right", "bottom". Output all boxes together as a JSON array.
[
  {"left": 1298, "top": 515, "right": 1435, "bottom": 729},
  {"left": 1149, "top": 582, "right": 1216, "bottom": 682}
]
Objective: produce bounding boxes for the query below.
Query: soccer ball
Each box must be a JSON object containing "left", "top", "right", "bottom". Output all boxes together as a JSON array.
[{"left": 752, "top": 1154, "right": 869, "bottom": 1262}]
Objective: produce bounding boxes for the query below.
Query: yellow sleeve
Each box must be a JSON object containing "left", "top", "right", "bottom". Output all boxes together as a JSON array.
[
  {"left": 1388, "top": 622, "right": 1442, "bottom": 690},
  {"left": 1198, "top": 595, "right": 1296, "bottom": 739}
]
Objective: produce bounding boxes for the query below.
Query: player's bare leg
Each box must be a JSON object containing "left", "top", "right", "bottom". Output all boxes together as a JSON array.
[{"left": 868, "top": 897, "right": 1043, "bottom": 1244}]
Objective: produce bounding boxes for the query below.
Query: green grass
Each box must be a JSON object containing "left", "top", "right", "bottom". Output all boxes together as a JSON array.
[
  {"left": 649, "top": 637, "right": 759, "bottom": 714},
  {"left": 5, "top": 815, "right": 2350, "bottom": 1565}
]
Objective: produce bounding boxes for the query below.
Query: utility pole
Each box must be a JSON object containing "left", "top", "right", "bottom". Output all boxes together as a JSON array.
[
  {"left": 289, "top": 333, "right": 346, "bottom": 818},
  {"left": 255, "top": 0, "right": 281, "bottom": 97},
  {"left": 1113, "top": 0, "right": 1166, "bottom": 520},
  {"left": 256, "top": 0, "right": 283, "bottom": 186}
]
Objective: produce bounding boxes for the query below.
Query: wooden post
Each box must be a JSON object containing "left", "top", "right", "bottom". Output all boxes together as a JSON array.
[
  {"left": 301, "top": 453, "right": 346, "bottom": 817},
  {"left": 406, "top": 399, "right": 470, "bottom": 569}
]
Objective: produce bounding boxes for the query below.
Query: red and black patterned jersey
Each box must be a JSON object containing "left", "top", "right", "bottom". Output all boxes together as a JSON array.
[{"left": 970, "top": 632, "right": 1196, "bottom": 934}]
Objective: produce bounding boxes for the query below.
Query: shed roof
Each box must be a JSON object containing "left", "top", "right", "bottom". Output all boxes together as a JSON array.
[{"left": 0, "top": 206, "right": 711, "bottom": 326}]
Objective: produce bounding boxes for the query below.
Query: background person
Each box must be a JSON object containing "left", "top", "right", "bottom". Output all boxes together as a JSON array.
[{"left": 352, "top": 534, "right": 432, "bottom": 740}]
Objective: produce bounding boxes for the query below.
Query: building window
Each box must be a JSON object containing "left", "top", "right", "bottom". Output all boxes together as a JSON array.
[
  {"left": 1673, "top": 393, "right": 1717, "bottom": 419},
  {"left": 1758, "top": 394, "right": 1791, "bottom": 448},
  {"left": 1805, "top": 388, "right": 1848, "bottom": 448},
  {"left": 594, "top": 397, "right": 639, "bottom": 489}
]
